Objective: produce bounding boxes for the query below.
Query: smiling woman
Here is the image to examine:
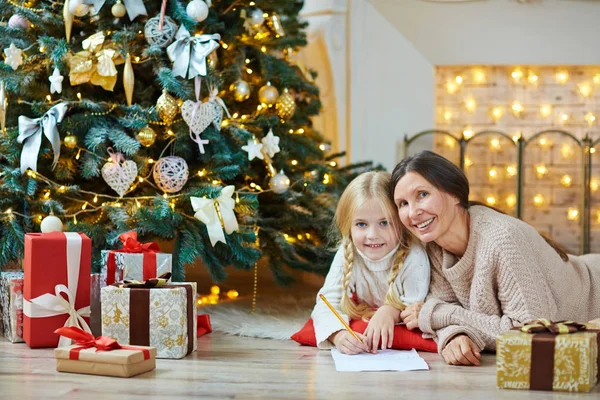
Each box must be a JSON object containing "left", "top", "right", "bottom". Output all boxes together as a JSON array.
[{"left": 390, "top": 150, "right": 600, "bottom": 366}]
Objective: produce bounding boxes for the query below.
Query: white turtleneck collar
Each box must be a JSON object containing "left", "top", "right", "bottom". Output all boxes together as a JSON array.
[{"left": 355, "top": 244, "right": 400, "bottom": 272}]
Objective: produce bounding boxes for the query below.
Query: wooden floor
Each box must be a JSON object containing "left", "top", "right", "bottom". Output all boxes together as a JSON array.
[{"left": 1, "top": 332, "right": 599, "bottom": 400}]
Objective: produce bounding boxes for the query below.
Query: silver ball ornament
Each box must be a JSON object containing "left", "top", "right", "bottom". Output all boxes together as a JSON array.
[
  {"left": 186, "top": 0, "right": 209, "bottom": 23},
  {"left": 269, "top": 170, "right": 290, "bottom": 194},
  {"left": 249, "top": 8, "right": 265, "bottom": 26},
  {"left": 40, "top": 215, "right": 63, "bottom": 233}
]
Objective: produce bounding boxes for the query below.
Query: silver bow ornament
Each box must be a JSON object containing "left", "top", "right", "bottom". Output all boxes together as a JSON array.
[
  {"left": 167, "top": 26, "right": 220, "bottom": 79},
  {"left": 17, "top": 102, "right": 68, "bottom": 173},
  {"left": 85, "top": 0, "right": 147, "bottom": 20},
  {"left": 191, "top": 185, "right": 239, "bottom": 246}
]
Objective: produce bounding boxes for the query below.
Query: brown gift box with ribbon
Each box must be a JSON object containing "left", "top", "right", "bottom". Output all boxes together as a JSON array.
[
  {"left": 101, "top": 273, "right": 197, "bottom": 359},
  {"left": 54, "top": 326, "right": 156, "bottom": 378},
  {"left": 497, "top": 319, "right": 600, "bottom": 392}
]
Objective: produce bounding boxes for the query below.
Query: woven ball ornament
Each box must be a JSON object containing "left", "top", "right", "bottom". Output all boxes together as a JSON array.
[
  {"left": 144, "top": 16, "right": 178, "bottom": 48},
  {"left": 153, "top": 156, "right": 189, "bottom": 193}
]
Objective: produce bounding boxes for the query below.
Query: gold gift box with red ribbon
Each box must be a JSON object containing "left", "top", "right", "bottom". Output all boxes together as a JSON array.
[{"left": 497, "top": 319, "right": 600, "bottom": 392}]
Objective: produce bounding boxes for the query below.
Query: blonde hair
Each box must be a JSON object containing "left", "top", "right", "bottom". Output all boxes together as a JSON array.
[{"left": 333, "top": 171, "right": 410, "bottom": 321}]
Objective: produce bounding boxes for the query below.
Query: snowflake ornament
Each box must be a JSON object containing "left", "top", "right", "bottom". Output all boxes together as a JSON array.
[
  {"left": 4, "top": 43, "right": 23, "bottom": 71},
  {"left": 261, "top": 129, "right": 280, "bottom": 158},
  {"left": 49, "top": 68, "right": 64, "bottom": 94},
  {"left": 241, "top": 138, "right": 264, "bottom": 161}
]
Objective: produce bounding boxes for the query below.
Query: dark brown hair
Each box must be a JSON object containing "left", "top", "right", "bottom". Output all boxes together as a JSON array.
[{"left": 390, "top": 151, "right": 568, "bottom": 261}]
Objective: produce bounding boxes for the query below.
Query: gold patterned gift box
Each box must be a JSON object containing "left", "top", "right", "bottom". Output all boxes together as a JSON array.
[
  {"left": 497, "top": 320, "right": 600, "bottom": 392},
  {"left": 101, "top": 274, "right": 197, "bottom": 359}
]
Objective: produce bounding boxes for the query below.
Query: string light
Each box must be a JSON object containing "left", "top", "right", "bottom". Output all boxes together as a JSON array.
[
  {"left": 555, "top": 70, "right": 569, "bottom": 84},
  {"left": 578, "top": 83, "right": 593, "bottom": 98},
  {"left": 591, "top": 179, "right": 599, "bottom": 192},
  {"left": 489, "top": 138, "right": 501, "bottom": 151},
  {"left": 446, "top": 81, "right": 459, "bottom": 94},
  {"left": 533, "top": 194, "right": 545, "bottom": 207},
  {"left": 506, "top": 194, "right": 517, "bottom": 208},
  {"left": 323, "top": 174, "right": 331, "bottom": 184},
  {"left": 512, "top": 131, "right": 522, "bottom": 143},
  {"left": 560, "top": 112, "right": 569, "bottom": 123},
  {"left": 527, "top": 70, "right": 538, "bottom": 85},
  {"left": 329, "top": 161, "right": 337, "bottom": 167},
  {"left": 584, "top": 112, "right": 596, "bottom": 126},
  {"left": 560, "top": 174, "right": 572, "bottom": 187},
  {"left": 488, "top": 167, "right": 498, "bottom": 180},
  {"left": 511, "top": 100, "right": 525, "bottom": 117},
  {"left": 486, "top": 196, "right": 496, "bottom": 206},
  {"left": 93, "top": 195, "right": 98, "bottom": 203},
  {"left": 561, "top": 143, "right": 574, "bottom": 159},
  {"left": 540, "top": 105, "right": 552, "bottom": 118},
  {"left": 491, "top": 107, "right": 504, "bottom": 121},
  {"left": 464, "top": 156, "right": 473, "bottom": 169},
  {"left": 462, "top": 126, "right": 474, "bottom": 140},
  {"left": 472, "top": 68, "right": 486, "bottom": 84},
  {"left": 594, "top": 74, "right": 600, "bottom": 85},
  {"left": 77, "top": 93, "right": 82, "bottom": 101},
  {"left": 511, "top": 68, "right": 524, "bottom": 83},
  {"left": 567, "top": 207, "right": 579, "bottom": 221},
  {"left": 535, "top": 164, "right": 548, "bottom": 179},
  {"left": 538, "top": 136, "right": 551, "bottom": 148},
  {"left": 506, "top": 165, "right": 517, "bottom": 177},
  {"left": 464, "top": 96, "right": 477, "bottom": 113},
  {"left": 444, "top": 136, "right": 456, "bottom": 149}
]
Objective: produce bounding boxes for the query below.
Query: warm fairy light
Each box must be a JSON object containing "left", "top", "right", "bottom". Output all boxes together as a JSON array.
[
  {"left": 27, "top": 170, "right": 35, "bottom": 178},
  {"left": 246, "top": 68, "right": 253, "bottom": 74},
  {"left": 464, "top": 96, "right": 477, "bottom": 113},
  {"left": 76, "top": 149, "right": 81, "bottom": 160},
  {"left": 167, "top": 129, "right": 175, "bottom": 136},
  {"left": 134, "top": 56, "right": 140, "bottom": 62},
  {"left": 472, "top": 69, "right": 486, "bottom": 84},
  {"left": 560, "top": 112, "right": 570, "bottom": 123},
  {"left": 163, "top": 193, "right": 168, "bottom": 199},
  {"left": 512, "top": 131, "right": 522, "bottom": 143},
  {"left": 585, "top": 112, "right": 596, "bottom": 126},
  {"left": 555, "top": 70, "right": 569, "bottom": 84},
  {"left": 578, "top": 83, "right": 593, "bottom": 98},
  {"left": 506, "top": 195, "right": 517, "bottom": 208},
  {"left": 506, "top": 165, "right": 517, "bottom": 177},
  {"left": 591, "top": 148, "right": 597, "bottom": 154},
  {"left": 533, "top": 194, "right": 545, "bottom": 207},
  {"left": 227, "top": 290, "right": 239, "bottom": 299},
  {"left": 221, "top": 120, "right": 229, "bottom": 127},
  {"left": 222, "top": 43, "right": 229, "bottom": 49},
  {"left": 261, "top": 46, "right": 267, "bottom": 53},
  {"left": 212, "top": 180, "right": 219, "bottom": 185},
  {"left": 198, "top": 169, "right": 206, "bottom": 177},
  {"left": 245, "top": 58, "right": 251, "bottom": 64},
  {"left": 44, "top": 190, "right": 51, "bottom": 199},
  {"left": 288, "top": 129, "right": 294, "bottom": 134},
  {"left": 540, "top": 105, "right": 552, "bottom": 118},
  {"left": 73, "top": 215, "right": 77, "bottom": 225},
  {"left": 511, "top": 100, "right": 524, "bottom": 117},
  {"left": 39, "top": 46, "right": 46, "bottom": 53},
  {"left": 319, "top": 144, "right": 326, "bottom": 151},
  {"left": 249, "top": 1, "right": 256, "bottom": 5},
  {"left": 329, "top": 161, "right": 337, "bottom": 167},
  {"left": 232, "top": 112, "right": 239, "bottom": 118},
  {"left": 535, "top": 164, "right": 548, "bottom": 178},
  {"left": 511, "top": 68, "right": 524, "bottom": 82},
  {"left": 462, "top": 126, "right": 474, "bottom": 140},
  {"left": 527, "top": 71, "right": 538, "bottom": 85},
  {"left": 58, "top": 185, "right": 66, "bottom": 192},
  {"left": 567, "top": 208, "right": 579, "bottom": 221},
  {"left": 323, "top": 174, "right": 331, "bottom": 184},
  {"left": 538, "top": 136, "right": 551, "bottom": 148},
  {"left": 491, "top": 106, "right": 504, "bottom": 121},
  {"left": 170, "top": 201, "right": 176, "bottom": 212},
  {"left": 297, "top": 128, "right": 305, "bottom": 134},
  {"left": 306, "top": 233, "right": 311, "bottom": 239},
  {"left": 591, "top": 179, "right": 599, "bottom": 192},
  {"left": 210, "top": 285, "right": 220, "bottom": 295},
  {"left": 443, "top": 110, "right": 453, "bottom": 121},
  {"left": 257, "top": 105, "right": 262, "bottom": 111},
  {"left": 560, "top": 174, "right": 572, "bottom": 187},
  {"left": 138, "top": 177, "right": 144, "bottom": 183},
  {"left": 5, "top": 208, "right": 12, "bottom": 215},
  {"left": 561, "top": 143, "right": 574, "bottom": 159},
  {"left": 486, "top": 196, "right": 496, "bottom": 206},
  {"left": 594, "top": 74, "right": 600, "bottom": 85},
  {"left": 147, "top": 158, "right": 154, "bottom": 164},
  {"left": 489, "top": 138, "right": 501, "bottom": 151},
  {"left": 464, "top": 156, "right": 473, "bottom": 168},
  {"left": 81, "top": 202, "right": 87, "bottom": 210},
  {"left": 241, "top": 115, "right": 247, "bottom": 120},
  {"left": 93, "top": 195, "right": 98, "bottom": 203},
  {"left": 488, "top": 167, "right": 498, "bottom": 180},
  {"left": 46, "top": 95, "right": 52, "bottom": 102},
  {"left": 136, "top": 200, "right": 141, "bottom": 208},
  {"left": 77, "top": 92, "right": 82, "bottom": 101},
  {"left": 297, "top": 234, "right": 303, "bottom": 240},
  {"left": 444, "top": 136, "right": 456, "bottom": 149},
  {"left": 455, "top": 76, "right": 463, "bottom": 85}
]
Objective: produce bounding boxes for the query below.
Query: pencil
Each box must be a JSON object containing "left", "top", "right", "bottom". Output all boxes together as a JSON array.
[{"left": 319, "top": 294, "right": 364, "bottom": 344}]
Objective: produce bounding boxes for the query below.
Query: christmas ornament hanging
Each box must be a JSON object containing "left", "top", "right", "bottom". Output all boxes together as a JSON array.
[
  {"left": 230, "top": 80, "right": 250, "bottom": 102},
  {"left": 261, "top": 129, "right": 280, "bottom": 158},
  {"left": 64, "top": 0, "right": 73, "bottom": 43},
  {"left": 153, "top": 156, "right": 189, "bottom": 193},
  {"left": 123, "top": 53, "right": 135, "bottom": 106},
  {"left": 49, "top": 68, "right": 64, "bottom": 94},
  {"left": 156, "top": 90, "right": 179, "bottom": 125},
  {"left": 101, "top": 148, "right": 138, "bottom": 197},
  {"left": 63, "top": 135, "right": 77, "bottom": 149},
  {"left": 186, "top": 0, "right": 209, "bottom": 22},
  {"left": 3, "top": 43, "right": 23, "bottom": 71},
  {"left": 40, "top": 214, "right": 63, "bottom": 233},
  {"left": 248, "top": 8, "right": 265, "bottom": 26},
  {"left": 111, "top": 0, "right": 127, "bottom": 18},
  {"left": 269, "top": 170, "right": 290, "bottom": 194},
  {"left": 267, "top": 12, "right": 286, "bottom": 37},
  {"left": 8, "top": 15, "right": 31, "bottom": 30},
  {"left": 136, "top": 126, "right": 156, "bottom": 147},
  {"left": 276, "top": 88, "right": 296, "bottom": 120},
  {"left": 258, "top": 82, "right": 279, "bottom": 105},
  {"left": 144, "top": 15, "right": 178, "bottom": 48}
]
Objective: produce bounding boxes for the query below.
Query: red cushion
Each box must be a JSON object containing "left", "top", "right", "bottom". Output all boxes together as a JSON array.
[{"left": 291, "top": 318, "right": 438, "bottom": 352}]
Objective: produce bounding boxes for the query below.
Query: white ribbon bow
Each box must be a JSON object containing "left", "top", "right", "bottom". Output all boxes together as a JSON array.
[
  {"left": 86, "top": 0, "right": 147, "bottom": 20},
  {"left": 17, "top": 102, "right": 68, "bottom": 173},
  {"left": 22, "top": 232, "right": 91, "bottom": 347},
  {"left": 167, "top": 26, "right": 220, "bottom": 79},
  {"left": 191, "top": 186, "right": 239, "bottom": 246}
]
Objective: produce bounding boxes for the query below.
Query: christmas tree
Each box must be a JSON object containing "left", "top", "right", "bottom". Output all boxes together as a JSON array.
[{"left": 0, "top": 0, "right": 372, "bottom": 283}]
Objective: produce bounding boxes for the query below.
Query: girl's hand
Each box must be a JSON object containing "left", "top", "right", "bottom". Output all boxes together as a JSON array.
[
  {"left": 364, "top": 305, "right": 401, "bottom": 352},
  {"left": 400, "top": 301, "right": 424, "bottom": 330},
  {"left": 442, "top": 334, "right": 481, "bottom": 366},
  {"left": 330, "top": 330, "right": 370, "bottom": 354}
]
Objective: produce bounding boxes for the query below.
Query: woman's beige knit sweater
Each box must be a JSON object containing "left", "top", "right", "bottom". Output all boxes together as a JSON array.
[{"left": 418, "top": 205, "right": 600, "bottom": 353}]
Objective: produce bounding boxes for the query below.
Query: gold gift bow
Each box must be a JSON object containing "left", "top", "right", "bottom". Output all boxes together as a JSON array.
[
  {"left": 118, "top": 272, "right": 172, "bottom": 288},
  {"left": 66, "top": 32, "right": 124, "bottom": 91},
  {"left": 516, "top": 318, "right": 587, "bottom": 334}
]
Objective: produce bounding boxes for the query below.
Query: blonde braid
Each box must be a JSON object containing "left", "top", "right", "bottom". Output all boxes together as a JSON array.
[
  {"left": 340, "top": 236, "right": 375, "bottom": 320},
  {"left": 384, "top": 243, "right": 410, "bottom": 311}
]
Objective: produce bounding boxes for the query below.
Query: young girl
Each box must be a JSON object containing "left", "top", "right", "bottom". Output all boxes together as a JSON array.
[{"left": 311, "top": 171, "right": 430, "bottom": 354}]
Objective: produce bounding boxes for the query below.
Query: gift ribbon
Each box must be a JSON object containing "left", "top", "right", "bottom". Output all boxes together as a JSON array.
[
  {"left": 513, "top": 319, "right": 600, "bottom": 391},
  {"left": 17, "top": 102, "right": 68, "bottom": 173},
  {"left": 54, "top": 326, "right": 150, "bottom": 360},
  {"left": 23, "top": 233, "right": 91, "bottom": 347},
  {"left": 190, "top": 76, "right": 209, "bottom": 154},
  {"left": 106, "top": 231, "right": 161, "bottom": 285},
  {"left": 166, "top": 26, "right": 220, "bottom": 79},
  {"left": 190, "top": 185, "right": 239, "bottom": 246},
  {"left": 111, "top": 275, "right": 194, "bottom": 356},
  {"left": 86, "top": 0, "right": 147, "bottom": 20},
  {"left": 197, "top": 314, "right": 212, "bottom": 337},
  {"left": 208, "top": 86, "right": 231, "bottom": 124}
]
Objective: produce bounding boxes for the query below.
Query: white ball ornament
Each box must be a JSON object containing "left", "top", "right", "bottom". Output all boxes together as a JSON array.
[
  {"left": 249, "top": 8, "right": 265, "bottom": 26},
  {"left": 186, "top": 0, "right": 209, "bottom": 23},
  {"left": 269, "top": 170, "right": 290, "bottom": 194},
  {"left": 40, "top": 215, "right": 63, "bottom": 233},
  {"left": 8, "top": 15, "right": 31, "bottom": 30},
  {"left": 153, "top": 156, "right": 189, "bottom": 193},
  {"left": 68, "top": 0, "right": 90, "bottom": 17},
  {"left": 111, "top": 0, "right": 127, "bottom": 18}
]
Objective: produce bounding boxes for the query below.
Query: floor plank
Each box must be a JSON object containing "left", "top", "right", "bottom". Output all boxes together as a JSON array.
[{"left": 1, "top": 332, "right": 599, "bottom": 400}]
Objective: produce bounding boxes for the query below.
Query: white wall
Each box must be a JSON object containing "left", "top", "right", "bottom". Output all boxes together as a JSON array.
[{"left": 349, "top": 0, "right": 435, "bottom": 171}]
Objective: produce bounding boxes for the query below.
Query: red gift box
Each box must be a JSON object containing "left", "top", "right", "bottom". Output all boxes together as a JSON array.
[{"left": 23, "top": 232, "right": 92, "bottom": 348}]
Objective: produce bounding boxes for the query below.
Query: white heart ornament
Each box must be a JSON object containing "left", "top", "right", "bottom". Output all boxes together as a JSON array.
[
  {"left": 101, "top": 160, "right": 138, "bottom": 197},
  {"left": 181, "top": 100, "right": 216, "bottom": 135},
  {"left": 209, "top": 100, "right": 223, "bottom": 130}
]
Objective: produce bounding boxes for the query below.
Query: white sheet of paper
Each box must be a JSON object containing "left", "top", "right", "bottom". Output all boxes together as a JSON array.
[{"left": 330, "top": 348, "right": 429, "bottom": 372}]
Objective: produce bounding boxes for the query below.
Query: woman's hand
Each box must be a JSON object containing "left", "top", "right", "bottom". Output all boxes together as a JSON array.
[
  {"left": 400, "top": 301, "right": 424, "bottom": 330},
  {"left": 364, "top": 305, "right": 401, "bottom": 352},
  {"left": 441, "top": 334, "right": 481, "bottom": 366},
  {"left": 329, "top": 330, "right": 370, "bottom": 355}
]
